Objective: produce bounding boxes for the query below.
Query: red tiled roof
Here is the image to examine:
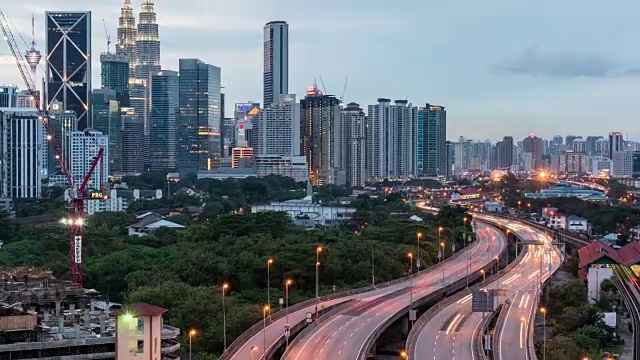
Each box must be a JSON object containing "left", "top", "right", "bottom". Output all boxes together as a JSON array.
[
  {"left": 458, "top": 188, "right": 481, "bottom": 195},
  {"left": 114, "top": 302, "right": 168, "bottom": 317},
  {"left": 618, "top": 242, "right": 640, "bottom": 266},
  {"left": 578, "top": 240, "right": 622, "bottom": 269}
]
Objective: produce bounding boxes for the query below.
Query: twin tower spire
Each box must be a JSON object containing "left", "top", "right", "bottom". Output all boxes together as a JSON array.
[{"left": 116, "top": 0, "right": 160, "bottom": 78}]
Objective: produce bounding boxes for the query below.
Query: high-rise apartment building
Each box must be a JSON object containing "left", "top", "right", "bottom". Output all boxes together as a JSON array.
[
  {"left": 633, "top": 151, "right": 640, "bottom": 178},
  {"left": 120, "top": 107, "right": 144, "bottom": 174},
  {"left": 0, "top": 85, "right": 18, "bottom": 107},
  {"left": 612, "top": 151, "right": 632, "bottom": 178},
  {"left": 596, "top": 138, "right": 610, "bottom": 158},
  {"left": 558, "top": 151, "right": 589, "bottom": 174},
  {"left": 300, "top": 84, "right": 341, "bottom": 186},
  {"left": 70, "top": 130, "right": 109, "bottom": 190},
  {"left": 91, "top": 89, "right": 122, "bottom": 174},
  {"left": 263, "top": 21, "right": 289, "bottom": 107},
  {"left": 45, "top": 11, "right": 91, "bottom": 129},
  {"left": 496, "top": 136, "right": 514, "bottom": 169},
  {"left": 178, "top": 59, "right": 222, "bottom": 176},
  {"left": 117, "top": 0, "right": 137, "bottom": 75},
  {"left": 100, "top": 53, "right": 130, "bottom": 106},
  {"left": 572, "top": 138, "right": 587, "bottom": 153},
  {"left": 0, "top": 108, "right": 42, "bottom": 199},
  {"left": 339, "top": 103, "right": 366, "bottom": 187},
  {"left": 421, "top": 104, "right": 447, "bottom": 176},
  {"left": 585, "top": 136, "right": 601, "bottom": 156},
  {"left": 368, "top": 99, "right": 418, "bottom": 180},
  {"left": 149, "top": 70, "right": 179, "bottom": 171},
  {"left": 255, "top": 94, "right": 299, "bottom": 157},
  {"left": 522, "top": 134, "right": 543, "bottom": 170}
]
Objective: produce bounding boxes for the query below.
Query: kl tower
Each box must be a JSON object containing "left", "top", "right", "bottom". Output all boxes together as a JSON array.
[{"left": 24, "top": 14, "right": 42, "bottom": 84}]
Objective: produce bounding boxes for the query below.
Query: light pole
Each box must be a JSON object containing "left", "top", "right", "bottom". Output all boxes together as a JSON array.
[
  {"left": 440, "top": 240, "right": 445, "bottom": 286},
  {"left": 438, "top": 226, "right": 444, "bottom": 265},
  {"left": 188, "top": 329, "right": 196, "bottom": 360},
  {"left": 400, "top": 350, "right": 408, "bottom": 359},
  {"left": 250, "top": 345, "right": 257, "bottom": 360},
  {"left": 267, "top": 258, "right": 273, "bottom": 317},
  {"left": 464, "top": 217, "right": 470, "bottom": 287},
  {"left": 416, "top": 232, "right": 422, "bottom": 270},
  {"left": 315, "top": 246, "right": 322, "bottom": 317},
  {"left": 527, "top": 203, "right": 531, "bottom": 216},
  {"left": 222, "top": 283, "right": 229, "bottom": 351},
  {"left": 371, "top": 239, "right": 375, "bottom": 287},
  {"left": 285, "top": 279, "right": 292, "bottom": 348},
  {"left": 408, "top": 253, "right": 413, "bottom": 325},
  {"left": 540, "top": 307, "right": 547, "bottom": 360},
  {"left": 262, "top": 305, "right": 269, "bottom": 357}
]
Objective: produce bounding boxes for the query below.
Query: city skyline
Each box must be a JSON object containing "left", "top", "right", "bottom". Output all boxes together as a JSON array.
[{"left": 1, "top": 0, "right": 640, "bottom": 140}]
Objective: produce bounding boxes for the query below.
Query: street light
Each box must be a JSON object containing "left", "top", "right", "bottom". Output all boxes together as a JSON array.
[
  {"left": 262, "top": 305, "right": 270, "bottom": 357},
  {"left": 408, "top": 253, "right": 414, "bottom": 325},
  {"left": 188, "top": 329, "right": 196, "bottom": 360},
  {"left": 250, "top": 346, "right": 258, "bottom": 360},
  {"left": 315, "top": 246, "right": 322, "bottom": 317},
  {"left": 222, "top": 283, "right": 229, "bottom": 351},
  {"left": 540, "top": 307, "right": 547, "bottom": 360},
  {"left": 416, "top": 232, "right": 422, "bottom": 270},
  {"left": 267, "top": 258, "right": 273, "bottom": 317},
  {"left": 440, "top": 240, "right": 446, "bottom": 286},
  {"left": 400, "top": 350, "right": 408, "bottom": 359},
  {"left": 285, "top": 279, "right": 292, "bottom": 347}
]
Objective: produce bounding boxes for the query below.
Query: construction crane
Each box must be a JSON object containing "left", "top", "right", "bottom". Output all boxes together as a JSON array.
[
  {"left": 0, "top": 8, "right": 105, "bottom": 286},
  {"left": 102, "top": 18, "right": 111, "bottom": 53}
]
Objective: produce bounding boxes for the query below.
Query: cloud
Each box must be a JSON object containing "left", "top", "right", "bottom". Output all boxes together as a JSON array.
[{"left": 496, "top": 47, "right": 640, "bottom": 78}]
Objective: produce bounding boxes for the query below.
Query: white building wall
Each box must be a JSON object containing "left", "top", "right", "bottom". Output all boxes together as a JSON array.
[
  {"left": 70, "top": 130, "right": 109, "bottom": 191},
  {"left": 587, "top": 265, "right": 613, "bottom": 303}
]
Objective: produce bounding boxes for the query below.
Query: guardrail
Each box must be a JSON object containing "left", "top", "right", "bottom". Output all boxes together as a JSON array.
[
  {"left": 358, "top": 237, "right": 508, "bottom": 360},
  {"left": 613, "top": 266, "right": 640, "bottom": 360},
  {"left": 220, "top": 231, "right": 483, "bottom": 360}
]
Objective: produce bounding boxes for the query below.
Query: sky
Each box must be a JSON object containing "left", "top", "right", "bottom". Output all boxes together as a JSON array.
[{"left": 2, "top": 0, "right": 640, "bottom": 141}]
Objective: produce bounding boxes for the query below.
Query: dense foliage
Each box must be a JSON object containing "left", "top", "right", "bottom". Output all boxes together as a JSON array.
[{"left": 0, "top": 178, "right": 470, "bottom": 357}]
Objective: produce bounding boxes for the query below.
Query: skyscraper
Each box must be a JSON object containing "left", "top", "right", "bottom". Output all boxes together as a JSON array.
[
  {"left": 116, "top": 0, "right": 137, "bottom": 75},
  {"left": 0, "top": 85, "right": 18, "bottom": 107},
  {"left": 300, "top": 84, "right": 341, "bottom": 186},
  {"left": 496, "top": 136, "right": 514, "bottom": 169},
  {"left": 0, "top": 108, "right": 42, "bottom": 199},
  {"left": 178, "top": 59, "right": 222, "bottom": 176},
  {"left": 91, "top": 89, "right": 122, "bottom": 174},
  {"left": 45, "top": 11, "right": 92, "bottom": 129},
  {"left": 609, "top": 132, "right": 624, "bottom": 159},
  {"left": 70, "top": 130, "right": 109, "bottom": 190},
  {"left": 421, "top": 104, "right": 447, "bottom": 176},
  {"left": 25, "top": 15, "right": 42, "bottom": 84},
  {"left": 339, "top": 103, "right": 366, "bottom": 187},
  {"left": 121, "top": 107, "right": 144, "bottom": 174},
  {"left": 234, "top": 102, "right": 260, "bottom": 148},
  {"left": 135, "top": 0, "right": 161, "bottom": 80},
  {"left": 255, "top": 94, "right": 299, "bottom": 156},
  {"left": 149, "top": 70, "right": 179, "bottom": 171},
  {"left": 522, "top": 134, "right": 543, "bottom": 170},
  {"left": 100, "top": 53, "right": 130, "bottom": 106},
  {"left": 263, "top": 21, "right": 289, "bottom": 107}
]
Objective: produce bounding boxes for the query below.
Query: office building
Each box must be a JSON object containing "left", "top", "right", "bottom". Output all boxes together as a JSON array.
[
  {"left": 135, "top": 0, "right": 161, "bottom": 81},
  {"left": 0, "top": 85, "right": 18, "bottom": 107},
  {"left": 0, "top": 108, "right": 42, "bottom": 199},
  {"left": 117, "top": 0, "right": 137, "bottom": 75},
  {"left": 45, "top": 11, "right": 91, "bottom": 129},
  {"left": 496, "top": 136, "right": 514, "bottom": 169},
  {"left": 591, "top": 156, "right": 613, "bottom": 178},
  {"left": 255, "top": 94, "right": 299, "bottom": 156},
  {"left": 421, "top": 104, "right": 447, "bottom": 176},
  {"left": 15, "top": 90, "right": 35, "bottom": 108},
  {"left": 300, "top": 84, "right": 341, "bottom": 186},
  {"left": 47, "top": 110, "right": 77, "bottom": 177},
  {"left": 339, "top": 103, "right": 366, "bottom": 187},
  {"left": 92, "top": 89, "right": 122, "bottom": 174},
  {"left": 231, "top": 148, "right": 253, "bottom": 168},
  {"left": 234, "top": 102, "right": 260, "bottom": 149},
  {"left": 633, "top": 151, "right": 640, "bottom": 178},
  {"left": 100, "top": 53, "right": 130, "bottom": 106},
  {"left": 149, "top": 70, "right": 179, "bottom": 171},
  {"left": 263, "top": 21, "right": 289, "bottom": 107},
  {"left": 69, "top": 130, "right": 109, "bottom": 190},
  {"left": 255, "top": 155, "right": 308, "bottom": 182},
  {"left": 609, "top": 132, "right": 624, "bottom": 160},
  {"left": 178, "top": 59, "right": 222, "bottom": 176},
  {"left": 522, "top": 134, "right": 543, "bottom": 170},
  {"left": 121, "top": 107, "right": 144, "bottom": 174},
  {"left": 612, "top": 151, "right": 633, "bottom": 178}
]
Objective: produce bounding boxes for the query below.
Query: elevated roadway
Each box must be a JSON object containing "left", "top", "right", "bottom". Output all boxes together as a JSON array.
[
  {"left": 407, "top": 215, "right": 562, "bottom": 360},
  {"left": 282, "top": 221, "right": 506, "bottom": 360}
]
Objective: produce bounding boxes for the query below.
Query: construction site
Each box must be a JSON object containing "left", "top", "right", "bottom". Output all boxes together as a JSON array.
[{"left": 0, "top": 267, "right": 180, "bottom": 360}]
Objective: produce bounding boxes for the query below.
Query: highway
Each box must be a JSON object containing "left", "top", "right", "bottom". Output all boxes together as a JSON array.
[
  {"left": 407, "top": 216, "right": 562, "bottom": 360},
  {"left": 282, "top": 221, "right": 506, "bottom": 360}
]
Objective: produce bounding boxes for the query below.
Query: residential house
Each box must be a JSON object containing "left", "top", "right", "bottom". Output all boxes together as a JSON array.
[{"left": 566, "top": 215, "right": 589, "bottom": 232}]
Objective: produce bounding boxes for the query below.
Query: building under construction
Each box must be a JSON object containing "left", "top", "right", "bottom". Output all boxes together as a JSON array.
[{"left": 0, "top": 267, "right": 180, "bottom": 359}]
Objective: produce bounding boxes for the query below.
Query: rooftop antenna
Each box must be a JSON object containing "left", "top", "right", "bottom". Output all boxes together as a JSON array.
[{"left": 102, "top": 19, "right": 111, "bottom": 53}]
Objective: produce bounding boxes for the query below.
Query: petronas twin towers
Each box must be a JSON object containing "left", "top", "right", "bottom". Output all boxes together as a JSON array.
[{"left": 116, "top": 0, "right": 161, "bottom": 80}]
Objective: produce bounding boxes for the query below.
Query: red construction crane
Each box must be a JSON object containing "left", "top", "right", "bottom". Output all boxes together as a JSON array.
[{"left": 0, "top": 9, "right": 105, "bottom": 286}]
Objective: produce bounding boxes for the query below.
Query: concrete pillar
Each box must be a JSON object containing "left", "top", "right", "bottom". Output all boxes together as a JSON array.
[
  {"left": 69, "top": 303, "right": 75, "bottom": 312},
  {"left": 90, "top": 300, "right": 95, "bottom": 312},
  {"left": 83, "top": 309, "right": 90, "bottom": 326},
  {"left": 55, "top": 301, "right": 61, "bottom": 316},
  {"left": 43, "top": 309, "right": 50, "bottom": 322},
  {"left": 100, "top": 317, "right": 106, "bottom": 334},
  {"left": 58, "top": 317, "right": 64, "bottom": 332}
]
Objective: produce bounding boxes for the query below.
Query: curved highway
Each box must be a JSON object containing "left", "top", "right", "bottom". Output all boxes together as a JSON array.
[
  {"left": 407, "top": 216, "right": 562, "bottom": 360},
  {"left": 282, "top": 221, "right": 506, "bottom": 360}
]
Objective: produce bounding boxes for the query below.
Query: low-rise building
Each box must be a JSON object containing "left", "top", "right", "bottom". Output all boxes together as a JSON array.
[
  {"left": 127, "top": 212, "right": 185, "bottom": 236},
  {"left": 66, "top": 189, "right": 164, "bottom": 215},
  {"left": 251, "top": 196, "right": 356, "bottom": 226},
  {"left": 566, "top": 215, "right": 589, "bottom": 232},
  {"left": 483, "top": 201, "right": 503, "bottom": 213},
  {"left": 547, "top": 212, "right": 566, "bottom": 230},
  {"left": 631, "top": 225, "right": 640, "bottom": 241}
]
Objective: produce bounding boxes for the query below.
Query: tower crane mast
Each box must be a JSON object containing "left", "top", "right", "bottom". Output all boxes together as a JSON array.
[{"left": 0, "top": 8, "right": 104, "bottom": 286}]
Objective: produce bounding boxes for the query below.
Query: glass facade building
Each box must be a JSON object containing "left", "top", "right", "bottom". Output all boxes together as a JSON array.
[
  {"left": 45, "top": 11, "right": 91, "bottom": 130},
  {"left": 263, "top": 21, "right": 288, "bottom": 107},
  {"left": 178, "top": 59, "right": 221, "bottom": 176},
  {"left": 150, "top": 70, "right": 179, "bottom": 171},
  {"left": 100, "top": 53, "right": 130, "bottom": 107},
  {"left": 92, "top": 89, "right": 122, "bottom": 174}
]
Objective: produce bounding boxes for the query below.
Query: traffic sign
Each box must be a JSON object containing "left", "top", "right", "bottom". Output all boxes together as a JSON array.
[
  {"left": 284, "top": 324, "right": 291, "bottom": 338},
  {"left": 279, "top": 298, "right": 284, "bottom": 305},
  {"left": 305, "top": 312, "right": 312, "bottom": 323},
  {"left": 409, "top": 310, "right": 417, "bottom": 321}
]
